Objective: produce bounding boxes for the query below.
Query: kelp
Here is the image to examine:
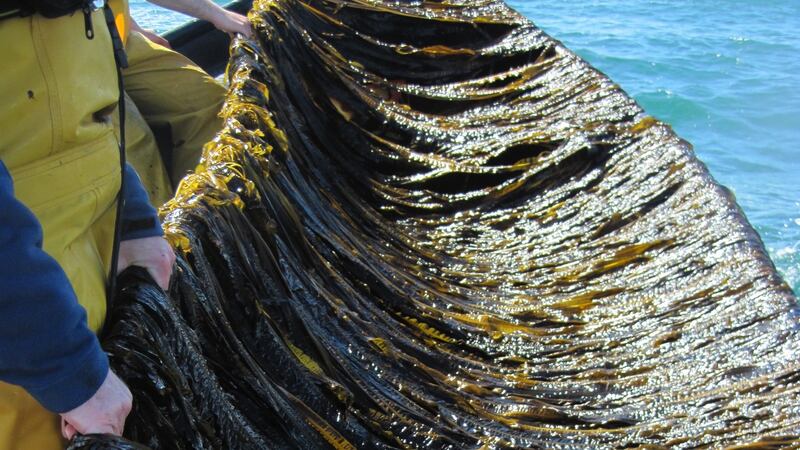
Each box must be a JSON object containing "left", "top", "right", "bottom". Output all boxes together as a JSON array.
[
  {"left": 67, "top": 434, "right": 150, "bottom": 450},
  {"left": 81, "top": 0, "right": 800, "bottom": 447}
]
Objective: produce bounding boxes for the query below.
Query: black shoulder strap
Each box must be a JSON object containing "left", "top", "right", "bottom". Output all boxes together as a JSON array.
[{"left": 102, "top": 1, "right": 129, "bottom": 337}]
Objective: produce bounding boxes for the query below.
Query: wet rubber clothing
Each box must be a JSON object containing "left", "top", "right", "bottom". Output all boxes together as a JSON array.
[
  {"left": 120, "top": 30, "right": 226, "bottom": 206},
  {"left": 0, "top": 7, "right": 160, "bottom": 449},
  {"left": 107, "top": 0, "right": 226, "bottom": 206}
]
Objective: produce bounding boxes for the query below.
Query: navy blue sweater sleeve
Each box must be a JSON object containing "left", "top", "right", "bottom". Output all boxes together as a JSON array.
[
  {"left": 121, "top": 163, "right": 163, "bottom": 241},
  {"left": 0, "top": 161, "right": 109, "bottom": 413}
]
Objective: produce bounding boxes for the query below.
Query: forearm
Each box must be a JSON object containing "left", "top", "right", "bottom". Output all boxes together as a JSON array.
[
  {"left": 145, "top": 0, "right": 252, "bottom": 36},
  {"left": 146, "top": 0, "right": 228, "bottom": 24},
  {"left": 0, "top": 162, "right": 108, "bottom": 413}
]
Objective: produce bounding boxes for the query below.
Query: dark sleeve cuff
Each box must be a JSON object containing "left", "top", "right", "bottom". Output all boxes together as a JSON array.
[
  {"left": 121, "top": 216, "right": 164, "bottom": 241},
  {"left": 25, "top": 344, "right": 109, "bottom": 413},
  {"left": 121, "top": 164, "right": 163, "bottom": 241}
]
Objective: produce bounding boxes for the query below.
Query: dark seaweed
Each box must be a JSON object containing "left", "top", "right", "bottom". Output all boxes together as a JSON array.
[
  {"left": 67, "top": 434, "right": 150, "bottom": 450},
  {"left": 76, "top": 0, "right": 800, "bottom": 448}
]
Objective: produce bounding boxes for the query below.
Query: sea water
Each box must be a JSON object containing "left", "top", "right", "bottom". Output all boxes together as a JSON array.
[{"left": 132, "top": 0, "right": 800, "bottom": 294}]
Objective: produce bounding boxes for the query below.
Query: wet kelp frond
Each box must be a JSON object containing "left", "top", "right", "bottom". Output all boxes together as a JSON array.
[
  {"left": 66, "top": 434, "right": 151, "bottom": 450},
  {"left": 91, "top": 0, "right": 800, "bottom": 448}
]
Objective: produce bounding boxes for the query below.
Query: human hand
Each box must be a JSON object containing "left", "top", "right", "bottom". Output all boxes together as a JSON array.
[
  {"left": 129, "top": 15, "right": 172, "bottom": 48},
  {"left": 117, "top": 236, "right": 176, "bottom": 291},
  {"left": 60, "top": 370, "right": 132, "bottom": 439},
  {"left": 210, "top": 9, "right": 253, "bottom": 38},
  {"left": 139, "top": 28, "right": 172, "bottom": 48}
]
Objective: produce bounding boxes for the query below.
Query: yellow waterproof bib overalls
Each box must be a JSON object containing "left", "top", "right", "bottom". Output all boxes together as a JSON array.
[
  {"left": 108, "top": 0, "right": 227, "bottom": 207},
  {"left": 0, "top": 8, "right": 121, "bottom": 449}
]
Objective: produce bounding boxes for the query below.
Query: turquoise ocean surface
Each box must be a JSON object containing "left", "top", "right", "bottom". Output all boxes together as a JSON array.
[{"left": 132, "top": 0, "right": 800, "bottom": 294}]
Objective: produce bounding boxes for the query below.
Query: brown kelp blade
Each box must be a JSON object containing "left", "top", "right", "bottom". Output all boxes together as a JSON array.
[{"left": 87, "top": 0, "right": 800, "bottom": 448}]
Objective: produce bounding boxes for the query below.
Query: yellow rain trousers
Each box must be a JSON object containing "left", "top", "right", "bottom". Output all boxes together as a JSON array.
[
  {"left": 107, "top": 0, "right": 226, "bottom": 206},
  {"left": 0, "top": 9, "right": 121, "bottom": 449},
  {"left": 118, "top": 30, "right": 226, "bottom": 206}
]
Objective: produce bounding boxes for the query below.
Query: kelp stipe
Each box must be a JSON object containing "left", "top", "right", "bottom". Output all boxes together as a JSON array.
[
  {"left": 76, "top": 0, "right": 800, "bottom": 447},
  {"left": 66, "top": 434, "right": 151, "bottom": 450}
]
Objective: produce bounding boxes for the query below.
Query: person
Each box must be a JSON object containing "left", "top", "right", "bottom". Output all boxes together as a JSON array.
[
  {"left": 0, "top": 2, "right": 175, "bottom": 448},
  {"left": 111, "top": 0, "right": 253, "bottom": 206}
]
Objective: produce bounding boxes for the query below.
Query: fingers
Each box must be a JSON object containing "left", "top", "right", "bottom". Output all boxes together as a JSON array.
[
  {"left": 61, "top": 417, "right": 77, "bottom": 440},
  {"left": 159, "top": 246, "right": 176, "bottom": 290},
  {"left": 60, "top": 370, "right": 133, "bottom": 438},
  {"left": 138, "top": 28, "right": 172, "bottom": 49},
  {"left": 155, "top": 35, "right": 172, "bottom": 49},
  {"left": 117, "top": 237, "right": 176, "bottom": 290},
  {"left": 213, "top": 10, "right": 253, "bottom": 38},
  {"left": 147, "top": 262, "right": 172, "bottom": 291},
  {"left": 145, "top": 241, "right": 174, "bottom": 290},
  {"left": 153, "top": 36, "right": 172, "bottom": 49},
  {"left": 235, "top": 22, "right": 253, "bottom": 39},
  {"left": 238, "top": 20, "right": 254, "bottom": 39}
]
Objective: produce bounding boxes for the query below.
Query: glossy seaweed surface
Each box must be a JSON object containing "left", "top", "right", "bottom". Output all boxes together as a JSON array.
[{"left": 79, "top": 0, "right": 800, "bottom": 448}]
